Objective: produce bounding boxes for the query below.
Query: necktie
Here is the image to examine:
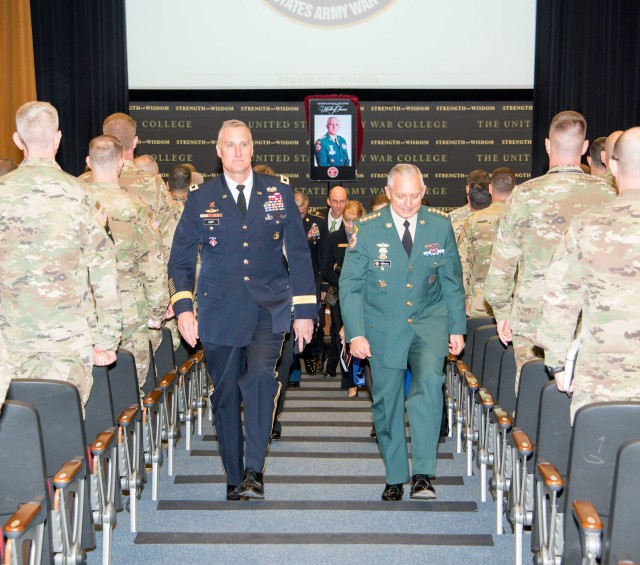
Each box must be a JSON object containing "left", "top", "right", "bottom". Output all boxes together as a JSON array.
[
  {"left": 402, "top": 220, "right": 413, "bottom": 257},
  {"left": 236, "top": 184, "right": 247, "bottom": 217},
  {"left": 330, "top": 220, "right": 337, "bottom": 232}
]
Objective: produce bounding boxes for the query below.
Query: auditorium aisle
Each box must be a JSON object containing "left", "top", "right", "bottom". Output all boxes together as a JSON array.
[{"left": 89, "top": 376, "right": 516, "bottom": 564}]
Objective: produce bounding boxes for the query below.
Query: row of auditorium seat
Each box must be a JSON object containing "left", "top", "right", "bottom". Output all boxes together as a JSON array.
[
  {"left": 0, "top": 328, "right": 209, "bottom": 565},
  {"left": 449, "top": 317, "right": 640, "bottom": 564}
]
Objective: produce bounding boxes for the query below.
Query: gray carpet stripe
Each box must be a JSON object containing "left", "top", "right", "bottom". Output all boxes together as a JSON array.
[
  {"left": 189, "top": 450, "right": 453, "bottom": 460},
  {"left": 278, "top": 394, "right": 369, "bottom": 400},
  {"left": 156, "top": 500, "right": 477, "bottom": 512},
  {"left": 174, "top": 474, "right": 464, "bottom": 485},
  {"left": 134, "top": 532, "right": 493, "bottom": 546},
  {"left": 202, "top": 434, "right": 446, "bottom": 444},
  {"left": 278, "top": 406, "right": 372, "bottom": 412}
]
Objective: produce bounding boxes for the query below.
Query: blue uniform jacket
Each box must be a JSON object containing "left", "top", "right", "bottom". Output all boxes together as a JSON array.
[{"left": 168, "top": 173, "right": 317, "bottom": 347}]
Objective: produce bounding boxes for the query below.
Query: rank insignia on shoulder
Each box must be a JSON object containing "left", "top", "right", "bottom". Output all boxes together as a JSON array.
[
  {"left": 360, "top": 211, "right": 381, "bottom": 223},
  {"left": 279, "top": 175, "right": 289, "bottom": 185},
  {"left": 190, "top": 184, "right": 200, "bottom": 192},
  {"left": 267, "top": 186, "right": 278, "bottom": 192},
  {"left": 427, "top": 208, "right": 448, "bottom": 217}
]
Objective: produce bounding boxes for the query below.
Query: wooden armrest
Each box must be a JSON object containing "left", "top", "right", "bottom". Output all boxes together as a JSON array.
[
  {"left": 91, "top": 429, "right": 116, "bottom": 456},
  {"left": 118, "top": 404, "right": 139, "bottom": 426},
  {"left": 179, "top": 359, "right": 195, "bottom": 376},
  {"left": 456, "top": 361, "right": 469, "bottom": 375},
  {"left": 158, "top": 370, "right": 177, "bottom": 389},
  {"left": 53, "top": 459, "right": 83, "bottom": 488},
  {"left": 537, "top": 461, "right": 564, "bottom": 491},
  {"left": 493, "top": 406, "right": 513, "bottom": 429},
  {"left": 192, "top": 350, "right": 205, "bottom": 363},
  {"left": 512, "top": 429, "right": 534, "bottom": 456},
  {"left": 573, "top": 500, "right": 602, "bottom": 532},
  {"left": 447, "top": 353, "right": 458, "bottom": 363},
  {"left": 464, "top": 373, "right": 479, "bottom": 391},
  {"left": 143, "top": 388, "right": 162, "bottom": 407},
  {"left": 479, "top": 389, "right": 494, "bottom": 407},
  {"left": 3, "top": 501, "right": 42, "bottom": 536}
]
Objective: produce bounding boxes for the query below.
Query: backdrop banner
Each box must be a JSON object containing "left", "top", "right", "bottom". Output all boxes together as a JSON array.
[{"left": 130, "top": 101, "right": 532, "bottom": 212}]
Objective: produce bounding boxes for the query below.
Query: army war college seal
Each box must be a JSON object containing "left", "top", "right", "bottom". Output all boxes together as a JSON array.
[{"left": 264, "top": 0, "right": 396, "bottom": 27}]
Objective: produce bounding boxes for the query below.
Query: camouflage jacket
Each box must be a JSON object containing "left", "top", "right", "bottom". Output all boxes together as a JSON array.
[
  {"left": 0, "top": 158, "right": 122, "bottom": 352},
  {"left": 449, "top": 203, "right": 471, "bottom": 242},
  {"left": 484, "top": 165, "right": 616, "bottom": 334}
]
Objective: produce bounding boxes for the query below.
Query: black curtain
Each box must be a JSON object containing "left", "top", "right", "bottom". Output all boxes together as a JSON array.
[
  {"left": 532, "top": 0, "right": 640, "bottom": 177},
  {"left": 30, "top": 0, "right": 128, "bottom": 175}
]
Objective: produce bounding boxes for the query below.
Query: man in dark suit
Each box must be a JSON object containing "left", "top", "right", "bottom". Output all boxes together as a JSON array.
[
  {"left": 168, "top": 119, "right": 316, "bottom": 501},
  {"left": 340, "top": 164, "right": 466, "bottom": 501}
]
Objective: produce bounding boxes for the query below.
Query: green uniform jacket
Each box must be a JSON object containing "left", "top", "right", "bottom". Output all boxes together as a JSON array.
[{"left": 340, "top": 206, "right": 466, "bottom": 369}]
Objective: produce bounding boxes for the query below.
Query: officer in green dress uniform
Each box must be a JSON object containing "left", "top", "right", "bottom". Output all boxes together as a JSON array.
[
  {"left": 315, "top": 116, "right": 350, "bottom": 167},
  {"left": 340, "top": 164, "right": 466, "bottom": 501}
]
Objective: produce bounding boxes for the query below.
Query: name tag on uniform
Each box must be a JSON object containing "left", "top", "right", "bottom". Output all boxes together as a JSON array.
[
  {"left": 374, "top": 260, "right": 391, "bottom": 268},
  {"left": 203, "top": 219, "right": 220, "bottom": 226},
  {"left": 338, "top": 243, "right": 348, "bottom": 248}
]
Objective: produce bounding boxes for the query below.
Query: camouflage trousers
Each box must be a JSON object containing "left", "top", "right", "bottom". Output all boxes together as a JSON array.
[
  {"left": 122, "top": 323, "right": 152, "bottom": 388},
  {"left": 512, "top": 332, "right": 544, "bottom": 394},
  {"left": 165, "top": 318, "right": 181, "bottom": 351},
  {"left": 7, "top": 347, "right": 93, "bottom": 405},
  {"left": 149, "top": 326, "right": 162, "bottom": 354},
  {"left": 0, "top": 332, "right": 9, "bottom": 411}
]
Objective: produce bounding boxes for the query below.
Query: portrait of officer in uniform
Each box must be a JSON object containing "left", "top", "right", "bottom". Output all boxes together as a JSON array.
[
  {"left": 168, "top": 119, "right": 316, "bottom": 501},
  {"left": 340, "top": 164, "right": 466, "bottom": 502},
  {"left": 315, "top": 116, "right": 350, "bottom": 167}
]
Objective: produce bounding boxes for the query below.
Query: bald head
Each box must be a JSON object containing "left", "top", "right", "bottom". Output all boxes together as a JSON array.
[
  {"left": 603, "top": 130, "right": 624, "bottom": 169},
  {"left": 545, "top": 111, "right": 588, "bottom": 166},
  {"left": 327, "top": 185, "right": 347, "bottom": 219},
  {"left": 610, "top": 127, "right": 640, "bottom": 192},
  {"left": 134, "top": 154, "right": 159, "bottom": 175}
]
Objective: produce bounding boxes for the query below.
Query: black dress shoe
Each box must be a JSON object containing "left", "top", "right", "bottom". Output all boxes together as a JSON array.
[
  {"left": 286, "top": 381, "right": 294, "bottom": 388},
  {"left": 291, "top": 382, "right": 300, "bottom": 388},
  {"left": 381, "top": 483, "right": 404, "bottom": 501},
  {"left": 226, "top": 485, "right": 247, "bottom": 501},
  {"left": 370, "top": 426, "right": 377, "bottom": 439},
  {"left": 239, "top": 468, "right": 264, "bottom": 499},
  {"left": 410, "top": 474, "right": 436, "bottom": 500},
  {"left": 270, "top": 430, "right": 281, "bottom": 442},
  {"left": 303, "top": 358, "right": 316, "bottom": 374},
  {"left": 324, "top": 370, "right": 337, "bottom": 377}
]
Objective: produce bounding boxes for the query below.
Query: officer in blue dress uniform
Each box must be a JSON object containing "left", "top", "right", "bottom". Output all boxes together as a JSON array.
[
  {"left": 168, "top": 119, "right": 316, "bottom": 501},
  {"left": 315, "top": 116, "right": 350, "bottom": 167}
]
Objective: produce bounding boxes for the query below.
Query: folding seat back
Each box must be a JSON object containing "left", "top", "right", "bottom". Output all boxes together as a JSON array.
[
  {"left": 496, "top": 346, "right": 517, "bottom": 415},
  {"left": 605, "top": 438, "right": 640, "bottom": 564},
  {"left": 142, "top": 341, "right": 157, "bottom": 395},
  {"left": 562, "top": 402, "right": 640, "bottom": 564},
  {"left": 85, "top": 366, "right": 116, "bottom": 442},
  {"left": 6, "top": 379, "right": 95, "bottom": 553},
  {"left": 481, "top": 335, "right": 506, "bottom": 397},
  {"left": 0, "top": 400, "right": 52, "bottom": 564},
  {"left": 471, "top": 324, "right": 497, "bottom": 378},
  {"left": 154, "top": 327, "right": 176, "bottom": 380},
  {"left": 174, "top": 340, "right": 190, "bottom": 368},
  {"left": 512, "top": 360, "right": 550, "bottom": 472},
  {"left": 108, "top": 349, "right": 141, "bottom": 416},
  {"left": 460, "top": 315, "right": 495, "bottom": 366}
]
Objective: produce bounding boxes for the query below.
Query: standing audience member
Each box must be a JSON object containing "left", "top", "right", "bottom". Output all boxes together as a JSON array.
[
  {"left": 370, "top": 193, "right": 390, "bottom": 212},
  {"left": 340, "top": 164, "right": 465, "bottom": 501},
  {"left": 449, "top": 170, "right": 491, "bottom": 240},
  {"left": 587, "top": 136, "right": 607, "bottom": 176},
  {"left": 0, "top": 101, "right": 121, "bottom": 405},
  {"left": 458, "top": 167, "right": 515, "bottom": 317},
  {"left": 168, "top": 119, "right": 316, "bottom": 501},
  {"left": 601, "top": 130, "right": 623, "bottom": 187},
  {"left": 322, "top": 185, "right": 348, "bottom": 376},
  {"left": 134, "top": 153, "right": 159, "bottom": 175},
  {"left": 321, "top": 200, "right": 366, "bottom": 395},
  {"left": 0, "top": 157, "right": 18, "bottom": 176},
  {"left": 537, "top": 127, "right": 640, "bottom": 421},
  {"left": 87, "top": 135, "right": 169, "bottom": 390},
  {"left": 484, "top": 111, "right": 617, "bottom": 390}
]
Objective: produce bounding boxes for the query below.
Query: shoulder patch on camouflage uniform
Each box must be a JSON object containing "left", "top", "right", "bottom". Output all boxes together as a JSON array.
[
  {"left": 147, "top": 210, "right": 160, "bottom": 232},
  {"left": 94, "top": 201, "right": 108, "bottom": 227},
  {"left": 427, "top": 208, "right": 449, "bottom": 217},
  {"left": 279, "top": 174, "right": 289, "bottom": 185},
  {"left": 359, "top": 211, "right": 381, "bottom": 223},
  {"left": 190, "top": 183, "right": 200, "bottom": 191}
]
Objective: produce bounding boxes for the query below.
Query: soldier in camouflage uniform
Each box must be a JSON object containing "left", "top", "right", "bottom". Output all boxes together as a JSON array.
[
  {"left": 81, "top": 112, "right": 175, "bottom": 352},
  {"left": 484, "top": 111, "right": 617, "bottom": 390},
  {"left": 449, "top": 170, "right": 490, "bottom": 241},
  {"left": 458, "top": 168, "right": 515, "bottom": 317},
  {"left": 537, "top": 127, "right": 640, "bottom": 421},
  {"left": 600, "top": 130, "right": 623, "bottom": 189},
  {"left": 0, "top": 330, "right": 9, "bottom": 413},
  {"left": 0, "top": 102, "right": 121, "bottom": 405},
  {"left": 87, "top": 135, "right": 169, "bottom": 388}
]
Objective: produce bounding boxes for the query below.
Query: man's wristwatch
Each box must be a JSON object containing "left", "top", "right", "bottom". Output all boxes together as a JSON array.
[{"left": 546, "top": 365, "right": 565, "bottom": 377}]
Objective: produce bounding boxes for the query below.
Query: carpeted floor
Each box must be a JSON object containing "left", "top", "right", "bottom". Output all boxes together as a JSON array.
[{"left": 87, "top": 375, "right": 526, "bottom": 564}]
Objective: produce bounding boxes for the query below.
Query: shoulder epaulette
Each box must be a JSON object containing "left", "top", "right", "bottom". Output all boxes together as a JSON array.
[
  {"left": 279, "top": 174, "right": 289, "bottom": 185},
  {"left": 359, "top": 211, "right": 382, "bottom": 223},
  {"left": 427, "top": 208, "right": 449, "bottom": 217},
  {"left": 190, "top": 183, "right": 200, "bottom": 192}
]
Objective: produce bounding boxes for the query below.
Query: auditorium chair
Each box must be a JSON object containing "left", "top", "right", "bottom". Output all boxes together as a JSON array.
[
  {"left": 154, "top": 327, "right": 177, "bottom": 382},
  {"left": 6, "top": 380, "right": 94, "bottom": 563},
  {"left": 157, "top": 369, "right": 180, "bottom": 476},
  {"left": 496, "top": 346, "right": 517, "bottom": 416},
  {"left": 573, "top": 437, "right": 640, "bottom": 564},
  {"left": 1, "top": 400, "right": 51, "bottom": 565},
  {"left": 177, "top": 357, "right": 198, "bottom": 450},
  {"left": 535, "top": 402, "right": 640, "bottom": 564},
  {"left": 459, "top": 315, "right": 496, "bottom": 367},
  {"left": 86, "top": 366, "right": 121, "bottom": 565},
  {"left": 142, "top": 387, "right": 164, "bottom": 501},
  {"left": 106, "top": 349, "right": 145, "bottom": 532},
  {"left": 470, "top": 324, "right": 498, "bottom": 376},
  {"left": 191, "top": 349, "right": 211, "bottom": 430},
  {"left": 142, "top": 341, "right": 158, "bottom": 396},
  {"left": 445, "top": 354, "right": 458, "bottom": 438}
]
